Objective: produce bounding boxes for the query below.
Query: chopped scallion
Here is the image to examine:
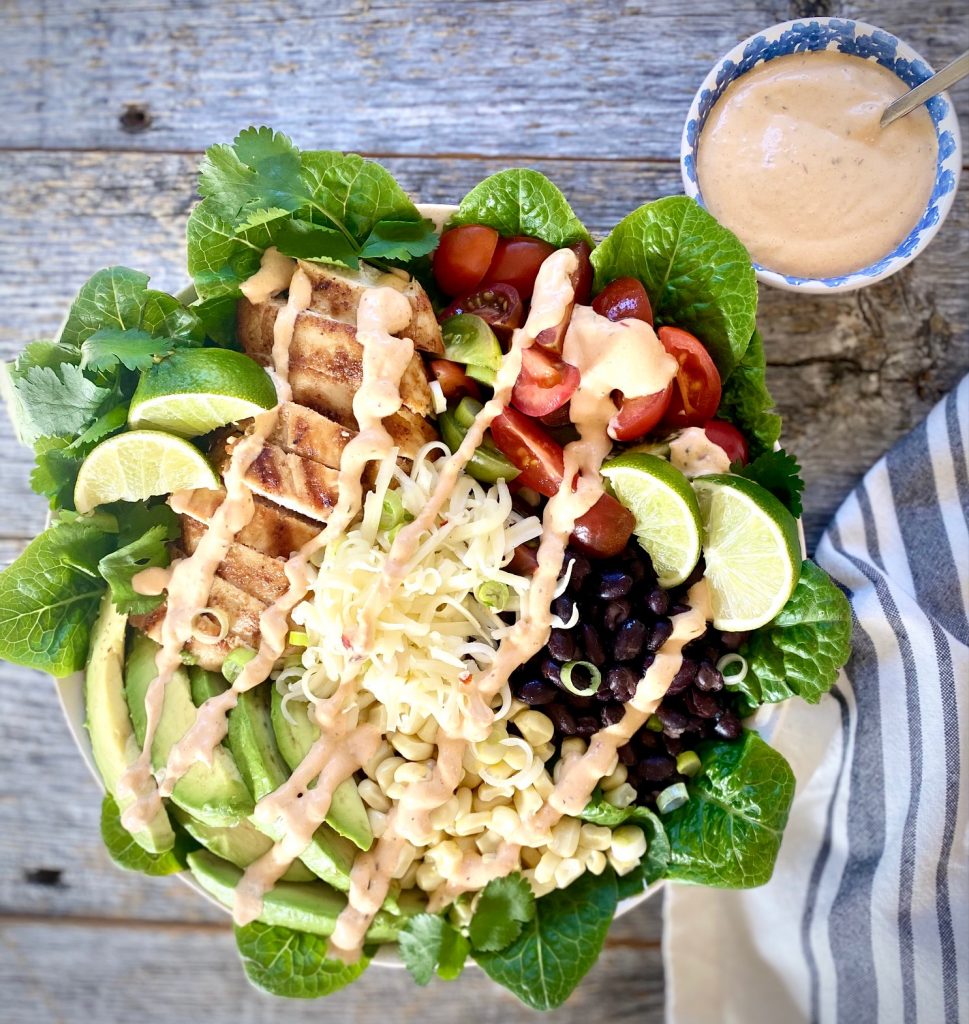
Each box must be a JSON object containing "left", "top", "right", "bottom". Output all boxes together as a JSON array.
[
  {"left": 288, "top": 631, "right": 309, "bottom": 647},
  {"left": 646, "top": 713, "right": 665, "bottom": 733},
  {"left": 379, "top": 490, "right": 406, "bottom": 532},
  {"left": 675, "top": 750, "right": 702, "bottom": 777},
  {"left": 560, "top": 660, "right": 601, "bottom": 696},
  {"left": 656, "top": 782, "right": 690, "bottom": 814},
  {"left": 474, "top": 580, "right": 509, "bottom": 612},
  {"left": 221, "top": 646, "right": 256, "bottom": 684}
]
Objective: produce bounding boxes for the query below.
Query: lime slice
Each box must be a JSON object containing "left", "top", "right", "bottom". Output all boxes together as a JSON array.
[
  {"left": 601, "top": 453, "right": 702, "bottom": 587},
  {"left": 128, "top": 349, "right": 277, "bottom": 438},
  {"left": 74, "top": 430, "right": 219, "bottom": 513},
  {"left": 692, "top": 474, "right": 801, "bottom": 631}
]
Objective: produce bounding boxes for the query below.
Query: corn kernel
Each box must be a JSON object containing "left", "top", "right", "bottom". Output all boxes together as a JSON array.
[
  {"left": 478, "top": 782, "right": 514, "bottom": 804},
  {"left": 374, "top": 755, "right": 406, "bottom": 792},
  {"left": 560, "top": 737, "right": 587, "bottom": 760},
  {"left": 579, "top": 823, "right": 614, "bottom": 851},
  {"left": 490, "top": 805, "right": 520, "bottom": 839},
  {"left": 389, "top": 732, "right": 434, "bottom": 762},
  {"left": 534, "top": 741, "right": 555, "bottom": 762},
  {"left": 416, "top": 862, "right": 443, "bottom": 892},
  {"left": 604, "top": 782, "right": 637, "bottom": 808},
  {"left": 548, "top": 818, "right": 581, "bottom": 858},
  {"left": 475, "top": 830, "right": 502, "bottom": 855},
  {"left": 453, "top": 811, "right": 491, "bottom": 836},
  {"left": 399, "top": 862, "right": 419, "bottom": 890},
  {"left": 358, "top": 778, "right": 390, "bottom": 812},
  {"left": 417, "top": 717, "right": 439, "bottom": 744},
  {"left": 426, "top": 840, "right": 462, "bottom": 877},
  {"left": 585, "top": 849, "right": 607, "bottom": 875},
  {"left": 366, "top": 704, "right": 388, "bottom": 733},
  {"left": 394, "top": 761, "right": 431, "bottom": 786},
  {"left": 455, "top": 787, "right": 473, "bottom": 818},
  {"left": 532, "top": 770, "right": 554, "bottom": 799},
  {"left": 600, "top": 763, "right": 628, "bottom": 792},
  {"left": 553, "top": 858, "right": 584, "bottom": 890},
  {"left": 501, "top": 741, "right": 529, "bottom": 771},
  {"left": 429, "top": 795, "right": 460, "bottom": 831},
  {"left": 534, "top": 850, "right": 562, "bottom": 886},
  {"left": 514, "top": 786, "right": 543, "bottom": 820},
  {"left": 607, "top": 851, "right": 639, "bottom": 877},
  {"left": 367, "top": 808, "right": 387, "bottom": 838},
  {"left": 521, "top": 846, "right": 541, "bottom": 869},
  {"left": 363, "top": 741, "right": 393, "bottom": 780},
  {"left": 513, "top": 709, "right": 555, "bottom": 746},
  {"left": 610, "top": 824, "right": 648, "bottom": 863}
]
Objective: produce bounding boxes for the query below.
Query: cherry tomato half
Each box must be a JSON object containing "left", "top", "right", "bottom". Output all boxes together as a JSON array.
[
  {"left": 432, "top": 225, "right": 499, "bottom": 298},
  {"left": 658, "top": 326, "right": 722, "bottom": 428},
  {"left": 571, "top": 494, "right": 635, "bottom": 559},
  {"left": 484, "top": 236, "right": 556, "bottom": 301},
  {"left": 512, "top": 346, "right": 580, "bottom": 418},
  {"left": 703, "top": 419, "right": 749, "bottom": 466},
  {"left": 440, "top": 283, "right": 523, "bottom": 343},
  {"left": 428, "top": 359, "right": 481, "bottom": 403},
  {"left": 608, "top": 381, "right": 674, "bottom": 442},
  {"left": 570, "top": 241, "right": 594, "bottom": 306},
  {"left": 490, "top": 407, "right": 564, "bottom": 498},
  {"left": 592, "top": 277, "right": 654, "bottom": 325}
]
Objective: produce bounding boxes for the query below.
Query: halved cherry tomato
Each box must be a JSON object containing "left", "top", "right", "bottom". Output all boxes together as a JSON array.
[
  {"left": 490, "top": 407, "right": 564, "bottom": 497},
  {"left": 570, "top": 241, "right": 594, "bottom": 305},
  {"left": 703, "top": 419, "right": 749, "bottom": 466},
  {"left": 440, "top": 283, "right": 523, "bottom": 343},
  {"left": 534, "top": 241, "right": 591, "bottom": 354},
  {"left": 433, "top": 225, "right": 499, "bottom": 298},
  {"left": 428, "top": 359, "right": 481, "bottom": 402},
  {"left": 658, "top": 326, "right": 722, "bottom": 428},
  {"left": 484, "top": 236, "right": 556, "bottom": 300},
  {"left": 512, "top": 347, "right": 580, "bottom": 417},
  {"left": 592, "top": 277, "right": 654, "bottom": 325},
  {"left": 608, "top": 381, "right": 674, "bottom": 442},
  {"left": 571, "top": 495, "right": 635, "bottom": 559}
]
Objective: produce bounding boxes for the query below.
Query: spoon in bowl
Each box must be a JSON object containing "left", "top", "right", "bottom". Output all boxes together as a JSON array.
[{"left": 881, "top": 50, "right": 969, "bottom": 128}]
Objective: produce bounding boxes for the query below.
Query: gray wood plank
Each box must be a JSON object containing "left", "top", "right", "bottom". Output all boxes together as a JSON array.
[
  {"left": 1, "top": 0, "right": 966, "bottom": 158},
  {"left": 0, "top": 917, "right": 662, "bottom": 1024}
]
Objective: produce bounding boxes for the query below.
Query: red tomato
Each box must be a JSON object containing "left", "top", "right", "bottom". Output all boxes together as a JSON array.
[
  {"left": 571, "top": 494, "right": 635, "bottom": 559},
  {"left": 490, "top": 407, "right": 564, "bottom": 497},
  {"left": 658, "top": 326, "right": 722, "bottom": 428},
  {"left": 703, "top": 419, "right": 749, "bottom": 466},
  {"left": 440, "top": 283, "right": 523, "bottom": 343},
  {"left": 608, "top": 381, "right": 674, "bottom": 442},
  {"left": 592, "top": 277, "right": 654, "bottom": 325},
  {"left": 433, "top": 225, "right": 499, "bottom": 298},
  {"left": 512, "top": 347, "right": 580, "bottom": 417},
  {"left": 484, "top": 236, "right": 556, "bottom": 300},
  {"left": 570, "top": 241, "right": 594, "bottom": 305},
  {"left": 428, "top": 359, "right": 481, "bottom": 402}
]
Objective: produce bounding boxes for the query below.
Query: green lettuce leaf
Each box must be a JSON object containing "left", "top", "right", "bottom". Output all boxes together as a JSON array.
[
  {"left": 664, "top": 731, "right": 795, "bottom": 888},
  {"left": 398, "top": 913, "right": 471, "bottom": 984},
  {"left": 358, "top": 218, "right": 440, "bottom": 262},
  {"left": 579, "top": 792, "right": 670, "bottom": 898},
  {"left": 270, "top": 219, "right": 360, "bottom": 267},
  {"left": 475, "top": 868, "right": 617, "bottom": 1010},
  {"left": 449, "top": 168, "right": 591, "bottom": 247},
  {"left": 100, "top": 794, "right": 189, "bottom": 875},
  {"left": 234, "top": 920, "right": 369, "bottom": 998},
  {"left": 139, "top": 290, "right": 205, "bottom": 344},
  {"left": 736, "top": 448, "right": 804, "bottom": 518},
  {"left": 718, "top": 328, "right": 781, "bottom": 458},
  {"left": 192, "top": 293, "right": 239, "bottom": 347},
  {"left": 186, "top": 199, "right": 280, "bottom": 300},
  {"left": 590, "top": 196, "right": 757, "bottom": 377},
  {"left": 732, "top": 560, "right": 852, "bottom": 711},
  {"left": 468, "top": 872, "right": 535, "bottom": 952}
]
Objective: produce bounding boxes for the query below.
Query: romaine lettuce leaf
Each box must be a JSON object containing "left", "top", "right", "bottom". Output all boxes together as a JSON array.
[
  {"left": 100, "top": 794, "right": 189, "bottom": 876},
  {"left": 580, "top": 792, "right": 670, "bottom": 898},
  {"left": 718, "top": 328, "right": 781, "bottom": 458},
  {"left": 590, "top": 196, "right": 757, "bottom": 377}
]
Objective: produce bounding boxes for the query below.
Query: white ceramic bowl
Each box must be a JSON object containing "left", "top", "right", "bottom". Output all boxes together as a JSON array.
[{"left": 681, "top": 18, "right": 962, "bottom": 293}]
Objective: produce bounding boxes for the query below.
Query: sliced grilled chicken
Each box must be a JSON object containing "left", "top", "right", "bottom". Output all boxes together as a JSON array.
[
  {"left": 297, "top": 259, "right": 443, "bottom": 355},
  {"left": 270, "top": 401, "right": 355, "bottom": 470},
  {"left": 181, "top": 517, "right": 289, "bottom": 605}
]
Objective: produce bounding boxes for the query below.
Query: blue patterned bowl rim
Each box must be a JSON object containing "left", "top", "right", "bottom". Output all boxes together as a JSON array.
[{"left": 680, "top": 18, "right": 962, "bottom": 293}]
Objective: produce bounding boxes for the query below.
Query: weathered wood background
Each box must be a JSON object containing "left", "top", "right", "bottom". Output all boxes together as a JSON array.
[{"left": 0, "top": 1, "right": 966, "bottom": 1021}]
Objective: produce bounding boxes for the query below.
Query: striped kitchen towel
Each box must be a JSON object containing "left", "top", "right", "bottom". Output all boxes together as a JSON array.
[{"left": 665, "top": 376, "right": 968, "bottom": 1024}]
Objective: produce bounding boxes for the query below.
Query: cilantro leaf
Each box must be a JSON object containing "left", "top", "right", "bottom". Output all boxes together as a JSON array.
[
  {"left": 398, "top": 913, "right": 470, "bottom": 984},
  {"left": 59, "top": 267, "right": 151, "bottom": 349},
  {"left": 271, "top": 219, "right": 360, "bottom": 267},
  {"left": 140, "top": 290, "right": 205, "bottom": 344},
  {"left": 186, "top": 199, "right": 280, "bottom": 300},
  {"left": 718, "top": 328, "right": 782, "bottom": 459},
  {"left": 100, "top": 794, "right": 189, "bottom": 875},
  {"left": 9, "top": 362, "right": 111, "bottom": 444},
  {"left": 98, "top": 522, "right": 174, "bottom": 615},
  {"left": 358, "top": 218, "right": 440, "bottom": 262},
  {"left": 80, "top": 328, "right": 186, "bottom": 373},
  {"left": 468, "top": 872, "right": 535, "bottom": 952},
  {"left": 579, "top": 795, "right": 670, "bottom": 898},
  {"left": 30, "top": 437, "right": 80, "bottom": 508},
  {"left": 736, "top": 448, "right": 804, "bottom": 517},
  {"left": 733, "top": 560, "right": 852, "bottom": 711}
]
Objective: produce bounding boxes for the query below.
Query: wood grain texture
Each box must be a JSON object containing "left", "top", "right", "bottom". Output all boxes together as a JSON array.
[{"left": 1, "top": 0, "right": 967, "bottom": 158}]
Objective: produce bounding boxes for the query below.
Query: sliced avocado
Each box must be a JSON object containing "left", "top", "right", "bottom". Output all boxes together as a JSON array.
[
  {"left": 189, "top": 665, "right": 228, "bottom": 707},
  {"left": 124, "top": 634, "right": 253, "bottom": 828},
  {"left": 84, "top": 598, "right": 175, "bottom": 854},
  {"left": 171, "top": 808, "right": 314, "bottom": 882},
  {"left": 271, "top": 685, "right": 373, "bottom": 851},
  {"left": 187, "top": 849, "right": 402, "bottom": 943},
  {"left": 226, "top": 683, "right": 357, "bottom": 891}
]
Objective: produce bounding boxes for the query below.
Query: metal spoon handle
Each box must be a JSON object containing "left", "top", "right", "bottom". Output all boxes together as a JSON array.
[{"left": 881, "top": 50, "right": 969, "bottom": 128}]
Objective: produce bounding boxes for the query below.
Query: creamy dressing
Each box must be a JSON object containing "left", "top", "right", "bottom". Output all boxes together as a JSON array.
[
  {"left": 270, "top": 268, "right": 313, "bottom": 404},
  {"left": 239, "top": 247, "right": 296, "bottom": 304},
  {"left": 696, "top": 51, "right": 938, "bottom": 278},
  {"left": 669, "top": 426, "right": 731, "bottom": 477}
]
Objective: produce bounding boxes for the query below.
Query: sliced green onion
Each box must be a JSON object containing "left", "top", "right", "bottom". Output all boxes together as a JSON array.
[
  {"left": 646, "top": 713, "right": 665, "bottom": 733},
  {"left": 221, "top": 646, "right": 256, "bottom": 683},
  {"left": 474, "top": 580, "right": 510, "bottom": 612},
  {"left": 379, "top": 489, "right": 406, "bottom": 532},
  {"left": 180, "top": 650, "right": 199, "bottom": 667},
  {"left": 675, "top": 751, "right": 702, "bottom": 777},
  {"left": 288, "top": 631, "right": 309, "bottom": 648},
  {"left": 716, "top": 653, "right": 748, "bottom": 685},
  {"left": 656, "top": 782, "right": 689, "bottom": 814},
  {"left": 560, "top": 660, "right": 601, "bottom": 696}
]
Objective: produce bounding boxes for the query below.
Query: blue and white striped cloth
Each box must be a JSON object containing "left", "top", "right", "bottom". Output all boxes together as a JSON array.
[{"left": 665, "top": 376, "right": 968, "bottom": 1024}]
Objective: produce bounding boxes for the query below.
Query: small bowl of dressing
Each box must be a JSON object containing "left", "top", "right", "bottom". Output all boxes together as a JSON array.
[{"left": 681, "top": 18, "right": 962, "bottom": 292}]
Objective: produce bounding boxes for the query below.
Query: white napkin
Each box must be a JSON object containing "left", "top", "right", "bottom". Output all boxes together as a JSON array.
[{"left": 665, "top": 376, "right": 969, "bottom": 1024}]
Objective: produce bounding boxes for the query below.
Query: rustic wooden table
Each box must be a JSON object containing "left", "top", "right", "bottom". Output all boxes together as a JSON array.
[{"left": 0, "top": 2, "right": 966, "bottom": 1021}]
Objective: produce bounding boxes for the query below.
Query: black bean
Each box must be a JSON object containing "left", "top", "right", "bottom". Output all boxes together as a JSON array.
[
  {"left": 540, "top": 658, "right": 562, "bottom": 685},
  {"left": 547, "top": 628, "right": 575, "bottom": 662},
  {"left": 614, "top": 619, "right": 646, "bottom": 661},
  {"left": 545, "top": 704, "right": 578, "bottom": 735},
  {"left": 695, "top": 662, "right": 724, "bottom": 692},
  {"left": 601, "top": 703, "right": 625, "bottom": 727},
  {"left": 646, "top": 588, "right": 669, "bottom": 616},
  {"left": 576, "top": 715, "right": 600, "bottom": 737},
  {"left": 606, "top": 665, "right": 639, "bottom": 703},
  {"left": 516, "top": 678, "right": 558, "bottom": 706},
  {"left": 602, "top": 598, "right": 632, "bottom": 632},
  {"left": 637, "top": 729, "right": 660, "bottom": 751},
  {"left": 565, "top": 552, "right": 591, "bottom": 589},
  {"left": 670, "top": 601, "right": 690, "bottom": 615},
  {"left": 597, "top": 571, "right": 632, "bottom": 600},
  {"left": 663, "top": 735, "right": 684, "bottom": 757},
  {"left": 666, "top": 658, "right": 698, "bottom": 696},
  {"left": 638, "top": 754, "right": 676, "bottom": 781},
  {"left": 566, "top": 692, "right": 596, "bottom": 710},
  {"left": 713, "top": 711, "right": 742, "bottom": 740},
  {"left": 719, "top": 630, "right": 750, "bottom": 651},
  {"left": 618, "top": 743, "right": 637, "bottom": 766},
  {"left": 551, "top": 594, "right": 575, "bottom": 624},
  {"left": 685, "top": 688, "right": 720, "bottom": 719},
  {"left": 646, "top": 617, "right": 674, "bottom": 652},
  {"left": 580, "top": 624, "right": 606, "bottom": 666},
  {"left": 627, "top": 556, "right": 647, "bottom": 582},
  {"left": 656, "top": 706, "right": 690, "bottom": 737}
]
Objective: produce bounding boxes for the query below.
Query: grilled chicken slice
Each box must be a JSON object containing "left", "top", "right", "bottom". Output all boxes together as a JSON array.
[
  {"left": 297, "top": 259, "right": 443, "bottom": 355},
  {"left": 270, "top": 401, "right": 355, "bottom": 470},
  {"left": 181, "top": 517, "right": 289, "bottom": 605}
]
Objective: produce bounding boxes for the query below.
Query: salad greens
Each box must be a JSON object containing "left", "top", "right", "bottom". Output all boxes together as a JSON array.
[
  {"left": 663, "top": 732, "right": 795, "bottom": 888},
  {"left": 579, "top": 793, "right": 670, "bottom": 898},
  {"left": 399, "top": 913, "right": 472, "bottom": 984},
  {"left": 736, "top": 448, "right": 805, "bottom": 518},
  {"left": 468, "top": 872, "right": 536, "bottom": 952},
  {"left": 100, "top": 794, "right": 189, "bottom": 876},
  {"left": 717, "top": 328, "right": 782, "bottom": 459}
]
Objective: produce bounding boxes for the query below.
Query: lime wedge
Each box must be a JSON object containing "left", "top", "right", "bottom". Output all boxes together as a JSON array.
[
  {"left": 692, "top": 474, "right": 801, "bottom": 631},
  {"left": 128, "top": 349, "right": 277, "bottom": 438},
  {"left": 601, "top": 453, "right": 702, "bottom": 587},
  {"left": 74, "top": 430, "right": 219, "bottom": 513}
]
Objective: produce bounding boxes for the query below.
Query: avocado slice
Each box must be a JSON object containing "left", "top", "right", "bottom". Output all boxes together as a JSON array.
[
  {"left": 189, "top": 665, "right": 228, "bottom": 707},
  {"left": 124, "top": 634, "right": 253, "bottom": 828},
  {"left": 84, "top": 598, "right": 175, "bottom": 854},
  {"left": 187, "top": 849, "right": 403, "bottom": 943},
  {"left": 226, "top": 683, "right": 357, "bottom": 891},
  {"left": 270, "top": 686, "right": 373, "bottom": 851}
]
